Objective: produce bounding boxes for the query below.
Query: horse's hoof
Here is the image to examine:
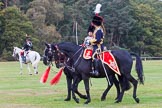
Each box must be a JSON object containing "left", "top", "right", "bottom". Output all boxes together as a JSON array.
[
  {"left": 101, "top": 95, "right": 106, "bottom": 101},
  {"left": 74, "top": 98, "right": 79, "bottom": 103},
  {"left": 29, "top": 73, "right": 32, "bottom": 75},
  {"left": 135, "top": 98, "right": 140, "bottom": 103},
  {"left": 114, "top": 100, "right": 121, "bottom": 103},
  {"left": 64, "top": 98, "right": 71, "bottom": 101},
  {"left": 101, "top": 97, "right": 106, "bottom": 101},
  {"left": 84, "top": 100, "right": 90, "bottom": 104},
  {"left": 35, "top": 72, "right": 38, "bottom": 74},
  {"left": 84, "top": 101, "right": 89, "bottom": 104}
]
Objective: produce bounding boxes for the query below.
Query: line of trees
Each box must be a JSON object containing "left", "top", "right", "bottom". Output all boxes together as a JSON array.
[{"left": 0, "top": 0, "right": 162, "bottom": 60}]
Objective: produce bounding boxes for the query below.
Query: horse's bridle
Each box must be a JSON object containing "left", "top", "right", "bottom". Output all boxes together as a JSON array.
[
  {"left": 44, "top": 46, "right": 54, "bottom": 65},
  {"left": 53, "top": 46, "right": 66, "bottom": 65}
]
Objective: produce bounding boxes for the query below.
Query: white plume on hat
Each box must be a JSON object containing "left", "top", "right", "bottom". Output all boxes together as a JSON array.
[{"left": 94, "top": 3, "right": 102, "bottom": 14}]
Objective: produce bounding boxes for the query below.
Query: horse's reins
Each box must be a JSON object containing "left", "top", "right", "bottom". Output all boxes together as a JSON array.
[
  {"left": 65, "top": 49, "right": 83, "bottom": 72},
  {"left": 54, "top": 45, "right": 83, "bottom": 72}
]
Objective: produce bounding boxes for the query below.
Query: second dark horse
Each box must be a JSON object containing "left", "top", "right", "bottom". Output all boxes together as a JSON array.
[{"left": 44, "top": 42, "right": 144, "bottom": 104}]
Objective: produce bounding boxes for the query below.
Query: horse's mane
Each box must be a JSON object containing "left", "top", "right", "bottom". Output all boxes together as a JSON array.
[{"left": 57, "top": 42, "right": 80, "bottom": 52}]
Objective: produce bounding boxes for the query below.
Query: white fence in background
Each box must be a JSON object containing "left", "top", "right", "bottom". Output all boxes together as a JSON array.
[{"left": 136, "top": 57, "right": 162, "bottom": 61}]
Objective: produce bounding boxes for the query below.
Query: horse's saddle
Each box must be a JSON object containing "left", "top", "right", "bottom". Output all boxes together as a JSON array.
[
  {"left": 83, "top": 48, "right": 121, "bottom": 75},
  {"left": 83, "top": 47, "right": 93, "bottom": 59}
]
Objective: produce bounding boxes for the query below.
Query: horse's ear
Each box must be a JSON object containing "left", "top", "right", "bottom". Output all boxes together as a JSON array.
[{"left": 45, "top": 42, "right": 49, "bottom": 48}]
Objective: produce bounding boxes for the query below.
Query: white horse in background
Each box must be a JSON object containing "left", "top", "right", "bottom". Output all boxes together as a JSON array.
[{"left": 12, "top": 47, "right": 41, "bottom": 75}]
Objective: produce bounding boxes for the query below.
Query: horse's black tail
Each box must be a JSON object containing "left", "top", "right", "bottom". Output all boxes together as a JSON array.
[{"left": 130, "top": 52, "right": 144, "bottom": 85}]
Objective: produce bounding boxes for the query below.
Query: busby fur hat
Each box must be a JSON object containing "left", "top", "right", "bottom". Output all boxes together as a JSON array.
[{"left": 92, "top": 15, "right": 103, "bottom": 26}]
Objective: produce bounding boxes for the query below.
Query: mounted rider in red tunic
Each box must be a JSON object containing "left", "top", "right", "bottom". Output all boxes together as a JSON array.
[
  {"left": 83, "top": 4, "right": 120, "bottom": 76},
  {"left": 87, "top": 3, "right": 105, "bottom": 76}
]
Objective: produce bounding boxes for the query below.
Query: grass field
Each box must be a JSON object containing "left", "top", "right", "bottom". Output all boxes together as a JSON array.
[{"left": 0, "top": 61, "right": 162, "bottom": 108}]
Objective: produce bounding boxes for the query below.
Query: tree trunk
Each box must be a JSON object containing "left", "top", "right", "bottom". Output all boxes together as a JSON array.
[{"left": 5, "top": 0, "right": 8, "bottom": 8}]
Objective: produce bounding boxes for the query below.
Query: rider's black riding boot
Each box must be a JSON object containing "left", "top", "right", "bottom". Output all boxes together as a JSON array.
[{"left": 90, "top": 59, "right": 99, "bottom": 76}]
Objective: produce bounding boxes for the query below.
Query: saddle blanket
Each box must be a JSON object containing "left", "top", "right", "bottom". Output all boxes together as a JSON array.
[
  {"left": 83, "top": 48, "right": 121, "bottom": 75},
  {"left": 83, "top": 47, "right": 93, "bottom": 59},
  {"left": 100, "top": 51, "right": 121, "bottom": 75}
]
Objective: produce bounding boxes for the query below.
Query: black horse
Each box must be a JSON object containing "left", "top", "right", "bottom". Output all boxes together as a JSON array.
[
  {"left": 43, "top": 45, "right": 88, "bottom": 102},
  {"left": 43, "top": 43, "right": 120, "bottom": 103},
  {"left": 45, "top": 42, "right": 144, "bottom": 104}
]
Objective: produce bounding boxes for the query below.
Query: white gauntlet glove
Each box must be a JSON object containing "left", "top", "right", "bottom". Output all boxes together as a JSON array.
[{"left": 85, "top": 40, "right": 90, "bottom": 46}]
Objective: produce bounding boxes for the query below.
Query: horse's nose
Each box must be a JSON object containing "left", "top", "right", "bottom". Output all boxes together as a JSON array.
[
  {"left": 56, "top": 63, "right": 60, "bottom": 68},
  {"left": 59, "top": 63, "right": 65, "bottom": 67}
]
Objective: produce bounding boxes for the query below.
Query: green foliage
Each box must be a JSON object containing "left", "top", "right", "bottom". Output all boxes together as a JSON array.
[
  {"left": 1, "top": 49, "right": 13, "bottom": 61},
  {"left": 0, "top": 1, "right": 3, "bottom": 9},
  {"left": 0, "top": 6, "right": 34, "bottom": 58},
  {"left": 1, "top": 0, "right": 162, "bottom": 60},
  {"left": 26, "top": 0, "right": 62, "bottom": 54},
  {"left": 103, "top": 0, "right": 135, "bottom": 47},
  {"left": 130, "top": 2, "right": 162, "bottom": 55}
]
